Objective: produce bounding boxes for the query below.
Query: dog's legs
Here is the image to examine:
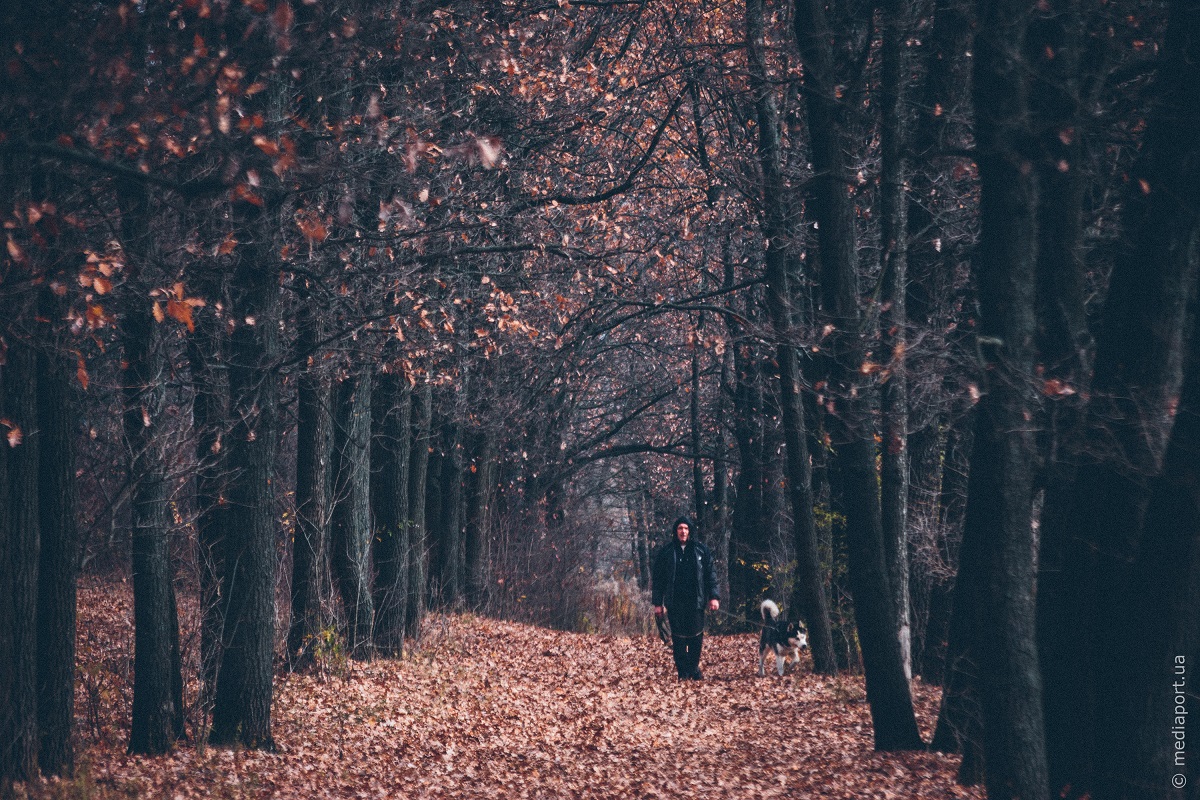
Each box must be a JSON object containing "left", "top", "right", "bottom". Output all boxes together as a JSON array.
[
  {"left": 775, "top": 653, "right": 786, "bottom": 676},
  {"left": 758, "top": 649, "right": 766, "bottom": 677}
]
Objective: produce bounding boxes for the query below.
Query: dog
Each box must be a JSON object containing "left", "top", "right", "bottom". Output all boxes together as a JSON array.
[{"left": 758, "top": 599, "right": 808, "bottom": 676}]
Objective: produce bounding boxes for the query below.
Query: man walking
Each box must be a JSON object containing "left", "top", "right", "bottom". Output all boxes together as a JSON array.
[{"left": 652, "top": 516, "right": 720, "bottom": 680}]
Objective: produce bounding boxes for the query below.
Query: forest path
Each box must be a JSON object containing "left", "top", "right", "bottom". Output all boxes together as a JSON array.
[{"left": 79, "top": 586, "right": 979, "bottom": 799}]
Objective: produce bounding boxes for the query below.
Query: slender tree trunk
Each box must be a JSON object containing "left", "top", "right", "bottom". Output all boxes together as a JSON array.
[
  {"left": 465, "top": 429, "right": 496, "bottom": 612},
  {"left": 188, "top": 305, "right": 228, "bottom": 716},
  {"left": 405, "top": 379, "right": 433, "bottom": 640},
  {"left": 331, "top": 366, "right": 375, "bottom": 659},
  {"left": 119, "top": 180, "right": 184, "bottom": 756},
  {"left": 690, "top": 338, "right": 708, "bottom": 531},
  {"left": 747, "top": 0, "right": 836, "bottom": 672},
  {"left": 906, "top": 421, "right": 943, "bottom": 676},
  {"left": 879, "top": 0, "right": 914, "bottom": 682},
  {"left": 289, "top": 295, "right": 333, "bottom": 669},
  {"left": 372, "top": 371, "right": 411, "bottom": 655},
  {"left": 437, "top": 415, "right": 466, "bottom": 611},
  {"left": 794, "top": 0, "right": 924, "bottom": 749}
]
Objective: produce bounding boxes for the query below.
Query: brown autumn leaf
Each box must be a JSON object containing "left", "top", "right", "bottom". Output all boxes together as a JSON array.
[{"left": 167, "top": 299, "right": 195, "bottom": 332}]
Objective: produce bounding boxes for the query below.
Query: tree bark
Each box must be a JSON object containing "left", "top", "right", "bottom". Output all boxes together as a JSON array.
[
  {"left": 747, "top": 0, "right": 836, "bottom": 673},
  {"left": 35, "top": 302, "right": 79, "bottom": 777},
  {"left": 289, "top": 296, "right": 333, "bottom": 669},
  {"left": 119, "top": 179, "right": 185, "bottom": 756},
  {"left": 794, "top": 0, "right": 924, "bottom": 749},
  {"left": 950, "top": 1, "right": 1050, "bottom": 794},
  {"left": 209, "top": 196, "right": 281, "bottom": 751},
  {"left": 186, "top": 287, "right": 229, "bottom": 716},
  {"left": 1038, "top": 0, "right": 1200, "bottom": 793},
  {"left": 435, "top": 413, "right": 466, "bottom": 611},
  {"left": 1, "top": 330, "right": 41, "bottom": 785},
  {"left": 372, "top": 371, "right": 411, "bottom": 656},
  {"left": 1103, "top": 289, "right": 1200, "bottom": 797},
  {"left": 879, "top": 0, "right": 914, "bottom": 682},
  {"left": 465, "top": 429, "right": 496, "bottom": 612},
  {"left": 331, "top": 366, "right": 375, "bottom": 659},
  {"left": 405, "top": 379, "right": 433, "bottom": 640}
]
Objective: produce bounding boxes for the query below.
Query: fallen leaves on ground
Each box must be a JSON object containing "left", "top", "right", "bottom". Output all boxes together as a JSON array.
[{"left": 72, "top": 582, "right": 982, "bottom": 799}]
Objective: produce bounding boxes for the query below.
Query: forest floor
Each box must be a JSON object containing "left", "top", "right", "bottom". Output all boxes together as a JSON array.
[{"left": 61, "top": 580, "right": 983, "bottom": 799}]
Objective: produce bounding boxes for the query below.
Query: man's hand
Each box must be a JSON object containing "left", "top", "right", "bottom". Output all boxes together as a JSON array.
[
  {"left": 708, "top": 599, "right": 719, "bottom": 612},
  {"left": 653, "top": 605, "right": 666, "bottom": 617}
]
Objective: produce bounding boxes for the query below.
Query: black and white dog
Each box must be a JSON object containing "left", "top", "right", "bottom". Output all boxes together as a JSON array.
[{"left": 758, "top": 599, "right": 808, "bottom": 676}]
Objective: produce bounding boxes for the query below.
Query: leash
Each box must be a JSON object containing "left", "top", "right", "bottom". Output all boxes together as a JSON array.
[{"left": 653, "top": 606, "right": 775, "bottom": 648}]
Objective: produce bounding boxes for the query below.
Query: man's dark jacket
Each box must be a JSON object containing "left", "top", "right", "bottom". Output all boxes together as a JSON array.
[{"left": 651, "top": 520, "right": 719, "bottom": 611}]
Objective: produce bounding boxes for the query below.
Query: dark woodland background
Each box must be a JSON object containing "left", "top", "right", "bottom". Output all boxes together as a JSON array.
[{"left": 1, "top": 0, "right": 1198, "bottom": 798}]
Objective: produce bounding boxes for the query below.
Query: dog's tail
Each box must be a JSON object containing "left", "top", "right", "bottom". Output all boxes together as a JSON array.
[{"left": 760, "top": 599, "right": 780, "bottom": 622}]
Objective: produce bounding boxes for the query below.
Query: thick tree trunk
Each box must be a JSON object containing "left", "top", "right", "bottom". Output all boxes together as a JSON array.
[
  {"left": 331, "top": 366, "right": 375, "bottom": 659},
  {"left": 1039, "top": 1, "right": 1200, "bottom": 794},
  {"left": 34, "top": 290, "right": 79, "bottom": 777},
  {"left": 405, "top": 379, "right": 433, "bottom": 641},
  {"left": 2, "top": 332, "right": 41, "bottom": 785},
  {"left": 1097, "top": 298, "right": 1200, "bottom": 797},
  {"left": 747, "top": 0, "right": 836, "bottom": 673},
  {"left": 288, "top": 299, "right": 333, "bottom": 668},
  {"left": 794, "top": 0, "right": 923, "bottom": 749},
  {"left": 950, "top": 2, "right": 1049, "bottom": 795},
  {"left": 372, "top": 371, "right": 411, "bottom": 656},
  {"left": 209, "top": 199, "right": 280, "bottom": 751}
]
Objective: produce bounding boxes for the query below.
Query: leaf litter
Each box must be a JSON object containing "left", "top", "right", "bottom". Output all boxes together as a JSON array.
[{"left": 74, "top": 582, "right": 982, "bottom": 799}]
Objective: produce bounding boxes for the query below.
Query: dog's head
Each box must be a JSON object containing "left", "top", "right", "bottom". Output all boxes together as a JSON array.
[{"left": 785, "top": 620, "right": 809, "bottom": 651}]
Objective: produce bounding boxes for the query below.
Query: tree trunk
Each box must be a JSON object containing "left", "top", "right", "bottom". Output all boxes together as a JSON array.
[
  {"left": 906, "top": 421, "right": 944, "bottom": 677},
  {"left": 119, "top": 179, "right": 185, "bottom": 756},
  {"left": 690, "top": 339, "right": 708, "bottom": 531},
  {"left": 289, "top": 298, "right": 333, "bottom": 669},
  {"left": 372, "top": 371, "right": 411, "bottom": 656},
  {"left": 879, "top": 0, "right": 914, "bottom": 682},
  {"left": 747, "top": 0, "right": 836, "bottom": 672},
  {"left": 730, "top": 340, "right": 768, "bottom": 620},
  {"left": 794, "top": 0, "right": 924, "bottom": 749},
  {"left": 465, "top": 429, "right": 496, "bottom": 612},
  {"left": 1104, "top": 292, "right": 1200, "bottom": 797},
  {"left": 34, "top": 286, "right": 79, "bottom": 777},
  {"left": 1038, "top": 0, "right": 1200, "bottom": 793},
  {"left": 331, "top": 366, "right": 375, "bottom": 659},
  {"left": 949, "top": 1, "right": 1049, "bottom": 794},
  {"left": 436, "top": 414, "right": 466, "bottom": 611},
  {"left": 405, "top": 379, "right": 433, "bottom": 640},
  {"left": 209, "top": 197, "right": 281, "bottom": 751},
  {"left": 1, "top": 331, "right": 41, "bottom": 785}
]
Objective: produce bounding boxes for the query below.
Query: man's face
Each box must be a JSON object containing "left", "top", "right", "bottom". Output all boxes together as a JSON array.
[{"left": 675, "top": 523, "right": 690, "bottom": 543}]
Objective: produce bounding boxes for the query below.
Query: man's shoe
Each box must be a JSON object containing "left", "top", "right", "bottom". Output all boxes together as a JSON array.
[{"left": 690, "top": 669, "right": 703, "bottom": 680}]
